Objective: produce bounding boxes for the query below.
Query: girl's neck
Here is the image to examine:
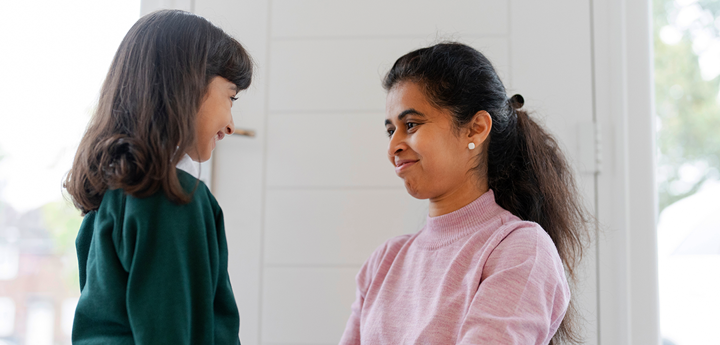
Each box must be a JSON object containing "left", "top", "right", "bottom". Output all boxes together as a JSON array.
[{"left": 428, "top": 179, "right": 488, "bottom": 217}]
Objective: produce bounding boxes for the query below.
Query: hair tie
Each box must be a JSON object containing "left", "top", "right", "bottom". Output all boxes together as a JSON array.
[{"left": 510, "top": 94, "right": 524, "bottom": 109}]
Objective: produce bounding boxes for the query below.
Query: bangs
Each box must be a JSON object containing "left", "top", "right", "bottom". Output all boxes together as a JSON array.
[{"left": 207, "top": 35, "right": 253, "bottom": 92}]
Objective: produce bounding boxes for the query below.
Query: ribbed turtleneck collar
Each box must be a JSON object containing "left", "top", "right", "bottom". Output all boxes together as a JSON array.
[{"left": 415, "top": 189, "right": 504, "bottom": 249}]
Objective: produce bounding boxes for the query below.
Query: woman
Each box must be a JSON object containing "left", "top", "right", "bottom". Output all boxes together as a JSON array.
[
  {"left": 340, "top": 43, "right": 589, "bottom": 344},
  {"left": 64, "top": 10, "right": 252, "bottom": 344}
]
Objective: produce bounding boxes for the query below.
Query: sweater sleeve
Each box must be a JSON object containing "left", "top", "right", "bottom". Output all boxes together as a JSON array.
[
  {"left": 339, "top": 235, "right": 409, "bottom": 345},
  {"left": 339, "top": 281, "right": 365, "bottom": 345},
  {"left": 339, "top": 247, "right": 380, "bottom": 345},
  {"left": 115, "top": 186, "right": 238, "bottom": 345},
  {"left": 457, "top": 224, "right": 570, "bottom": 345}
]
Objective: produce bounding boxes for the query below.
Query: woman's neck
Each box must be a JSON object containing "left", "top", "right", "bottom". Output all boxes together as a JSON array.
[{"left": 428, "top": 179, "right": 488, "bottom": 217}]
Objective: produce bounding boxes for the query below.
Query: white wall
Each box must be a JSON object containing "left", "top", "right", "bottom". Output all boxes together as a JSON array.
[{"left": 140, "top": 1, "right": 659, "bottom": 344}]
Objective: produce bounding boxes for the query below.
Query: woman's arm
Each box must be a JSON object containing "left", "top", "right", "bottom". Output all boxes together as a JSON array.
[
  {"left": 458, "top": 225, "right": 570, "bottom": 345},
  {"left": 339, "top": 235, "right": 407, "bottom": 345},
  {"left": 339, "top": 284, "right": 365, "bottom": 345}
]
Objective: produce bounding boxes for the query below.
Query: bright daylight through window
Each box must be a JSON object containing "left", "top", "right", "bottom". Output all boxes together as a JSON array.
[
  {"left": 654, "top": 0, "right": 720, "bottom": 344},
  {"left": 0, "top": 1, "right": 140, "bottom": 344}
]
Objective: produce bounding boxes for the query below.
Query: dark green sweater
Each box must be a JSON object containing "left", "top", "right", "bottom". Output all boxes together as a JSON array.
[{"left": 72, "top": 169, "right": 240, "bottom": 345}]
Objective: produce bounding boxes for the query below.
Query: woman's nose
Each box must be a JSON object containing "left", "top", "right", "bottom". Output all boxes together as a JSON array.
[{"left": 387, "top": 132, "right": 405, "bottom": 157}]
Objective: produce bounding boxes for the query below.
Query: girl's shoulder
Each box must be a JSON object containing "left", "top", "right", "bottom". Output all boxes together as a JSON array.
[
  {"left": 91, "top": 169, "right": 222, "bottom": 245},
  {"left": 102, "top": 168, "right": 217, "bottom": 213},
  {"left": 89, "top": 169, "right": 224, "bottom": 264}
]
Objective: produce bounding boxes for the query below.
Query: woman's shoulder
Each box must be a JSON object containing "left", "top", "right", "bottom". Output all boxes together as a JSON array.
[
  {"left": 362, "top": 234, "right": 413, "bottom": 271},
  {"left": 377, "top": 233, "right": 414, "bottom": 257},
  {"left": 484, "top": 216, "right": 566, "bottom": 279},
  {"left": 491, "top": 208, "right": 557, "bottom": 254}
]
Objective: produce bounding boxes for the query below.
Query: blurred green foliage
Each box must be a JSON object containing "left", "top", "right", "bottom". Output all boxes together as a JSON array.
[
  {"left": 654, "top": 0, "right": 720, "bottom": 213},
  {"left": 42, "top": 199, "right": 83, "bottom": 291},
  {"left": 41, "top": 199, "right": 83, "bottom": 254}
]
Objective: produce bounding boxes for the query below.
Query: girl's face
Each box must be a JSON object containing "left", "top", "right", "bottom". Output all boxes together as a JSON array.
[
  {"left": 385, "top": 82, "right": 490, "bottom": 201},
  {"left": 190, "top": 76, "right": 238, "bottom": 162}
]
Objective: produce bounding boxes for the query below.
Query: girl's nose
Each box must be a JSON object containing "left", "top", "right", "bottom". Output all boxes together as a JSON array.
[{"left": 225, "top": 119, "right": 235, "bottom": 135}]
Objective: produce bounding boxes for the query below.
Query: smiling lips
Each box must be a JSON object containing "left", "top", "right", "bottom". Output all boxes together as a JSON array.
[
  {"left": 212, "top": 131, "right": 226, "bottom": 150},
  {"left": 394, "top": 158, "right": 418, "bottom": 175}
]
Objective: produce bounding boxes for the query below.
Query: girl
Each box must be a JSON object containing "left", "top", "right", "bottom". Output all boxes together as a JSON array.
[
  {"left": 340, "top": 43, "right": 590, "bottom": 345},
  {"left": 64, "top": 10, "right": 252, "bottom": 344}
]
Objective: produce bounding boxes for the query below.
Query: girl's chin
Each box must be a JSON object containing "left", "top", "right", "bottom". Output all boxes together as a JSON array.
[
  {"left": 200, "top": 152, "right": 212, "bottom": 163},
  {"left": 193, "top": 149, "right": 212, "bottom": 163}
]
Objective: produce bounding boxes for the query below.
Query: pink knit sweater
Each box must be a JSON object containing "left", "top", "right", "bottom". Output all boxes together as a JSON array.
[{"left": 339, "top": 190, "right": 570, "bottom": 345}]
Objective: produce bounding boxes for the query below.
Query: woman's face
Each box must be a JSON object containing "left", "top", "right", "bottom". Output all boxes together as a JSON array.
[
  {"left": 385, "top": 82, "right": 488, "bottom": 200},
  {"left": 190, "top": 76, "right": 238, "bottom": 162}
]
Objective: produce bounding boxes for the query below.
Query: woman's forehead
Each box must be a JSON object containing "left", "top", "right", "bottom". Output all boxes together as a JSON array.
[{"left": 386, "top": 84, "right": 449, "bottom": 122}]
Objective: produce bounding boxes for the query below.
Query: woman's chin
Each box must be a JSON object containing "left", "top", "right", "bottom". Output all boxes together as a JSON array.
[{"left": 404, "top": 181, "right": 431, "bottom": 200}]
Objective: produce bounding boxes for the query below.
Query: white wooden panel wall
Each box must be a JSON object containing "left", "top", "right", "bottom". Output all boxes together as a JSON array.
[
  {"left": 188, "top": 1, "right": 600, "bottom": 344},
  {"left": 509, "top": 1, "right": 599, "bottom": 345}
]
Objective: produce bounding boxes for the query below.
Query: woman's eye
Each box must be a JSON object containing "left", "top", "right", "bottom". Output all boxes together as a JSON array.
[
  {"left": 230, "top": 96, "right": 239, "bottom": 102},
  {"left": 406, "top": 122, "right": 417, "bottom": 130},
  {"left": 386, "top": 128, "right": 395, "bottom": 137}
]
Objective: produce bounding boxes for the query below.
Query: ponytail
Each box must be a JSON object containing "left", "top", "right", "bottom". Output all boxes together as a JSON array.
[
  {"left": 489, "top": 98, "right": 588, "bottom": 345},
  {"left": 384, "top": 42, "right": 591, "bottom": 344}
]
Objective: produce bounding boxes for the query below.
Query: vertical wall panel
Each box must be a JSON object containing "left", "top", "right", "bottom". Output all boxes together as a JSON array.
[
  {"left": 511, "top": 1, "right": 598, "bottom": 343},
  {"left": 265, "top": 189, "right": 427, "bottom": 266},
  {"left": 510, "top": 0, "right": 594, "bottom": 155},
  {"left": 265, "top": 113, "right": 399, "bottom": 187},
  {"left": 268, "top": 38, "right": 509, "bottom": 112},
  {"left": 262, "top": 267, "right": 358, "bottom": 344}
]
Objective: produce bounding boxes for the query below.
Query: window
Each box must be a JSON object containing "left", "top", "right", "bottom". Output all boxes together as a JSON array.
[
  {"left": 654, "top": 0, "right": 720, "bottom": 344},
  {"left": 0, "top": 2, "right": 140, "bottom": 344}
]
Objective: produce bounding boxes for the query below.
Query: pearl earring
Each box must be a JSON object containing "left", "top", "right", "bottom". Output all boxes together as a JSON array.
[{"left": 468, "top": 142, "right": 475, "bottom": 150}]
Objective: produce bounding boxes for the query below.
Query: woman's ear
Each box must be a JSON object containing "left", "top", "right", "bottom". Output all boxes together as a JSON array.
[{"left": 468, "top": 110, "right": 492, "bottom": 146}]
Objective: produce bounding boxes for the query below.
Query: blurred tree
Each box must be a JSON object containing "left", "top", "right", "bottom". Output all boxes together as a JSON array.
[
  {"left": 42, "top": 199, "right": 83, "bottom": 291},
  {"left": 654, "top": 0, "right": 720, "bottom": 213},
  {"left": 42, "top": 200, "right": 82, "bottom": 254}
]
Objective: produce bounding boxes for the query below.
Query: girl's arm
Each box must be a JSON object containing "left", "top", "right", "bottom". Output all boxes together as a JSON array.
[
  {"left": 118, "top": 189, "right": 239, "bottom": 345},
  {"left": 457, "top": 225, "right": 571, "bottom": 345}
]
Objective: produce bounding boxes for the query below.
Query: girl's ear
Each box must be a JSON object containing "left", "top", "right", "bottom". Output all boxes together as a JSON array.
[{"left": 468, "top": 110, "right": 492, "bottom": 146}]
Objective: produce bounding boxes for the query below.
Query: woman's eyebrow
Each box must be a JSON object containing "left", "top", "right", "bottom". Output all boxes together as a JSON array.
[
  {"left": 398, "top": 108, "right": 424, "bottom": 120},
  {"left": 385, "top": 108, "right": 425, "bottom": 126}
]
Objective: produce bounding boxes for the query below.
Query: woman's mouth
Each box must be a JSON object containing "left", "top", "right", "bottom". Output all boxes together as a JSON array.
[{"left": 394, "top": 159, "right": 418, "bottom": 175}]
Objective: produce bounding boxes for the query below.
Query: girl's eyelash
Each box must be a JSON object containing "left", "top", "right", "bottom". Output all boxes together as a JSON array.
[{"left": 231, "top": 96, "right": 238, "bottom": 102}]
